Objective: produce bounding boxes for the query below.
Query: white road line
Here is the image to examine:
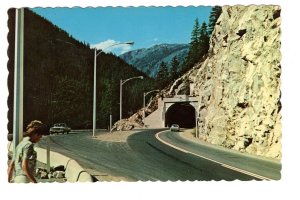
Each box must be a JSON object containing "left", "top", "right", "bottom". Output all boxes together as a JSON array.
[{"left": 155, "top": 130, "right": 273, "bottom": 181}]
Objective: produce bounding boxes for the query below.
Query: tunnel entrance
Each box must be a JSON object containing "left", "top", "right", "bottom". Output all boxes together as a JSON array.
[{"left": 165, "top": 102, "right": 196, "bottom": 128}]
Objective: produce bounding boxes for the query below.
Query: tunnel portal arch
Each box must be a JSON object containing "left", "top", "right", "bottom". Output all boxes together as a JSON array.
[{"left": 165, "top": 102, "right": 196, "bottom": 128}]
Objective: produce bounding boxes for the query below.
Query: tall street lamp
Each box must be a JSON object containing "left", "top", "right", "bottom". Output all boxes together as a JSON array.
[
  {"left": 92, "top": 41, "right": 134, "bottom": 137},
  {"left": 143, "top": 89, "right": 159, "bottom": 127},
  {"left": 13, "top": 8, "right": 24, "bottom": 151},
  {"left": 120, "top": 76, "right": 144, "bottom": 121}
]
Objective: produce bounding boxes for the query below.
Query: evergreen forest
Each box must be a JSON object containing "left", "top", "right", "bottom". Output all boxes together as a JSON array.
[
  {"left": 154, "top": 6, "right": 222, "bottom": 89},
  {"left": 182, "top": 6, "right": 222, "bottom": 73},
  {"left": 7, "top": 8, "right": 155, "bottom": 133}
]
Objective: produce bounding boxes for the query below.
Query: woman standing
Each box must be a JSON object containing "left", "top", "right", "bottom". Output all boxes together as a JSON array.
[{"left": 8, "top": 120, "right": 47, "bottom": 183}]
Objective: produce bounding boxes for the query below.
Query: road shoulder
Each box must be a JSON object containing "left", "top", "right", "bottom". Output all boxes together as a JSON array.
[{"left": 179, "top": 129, "right": 281, "bottom": 164}]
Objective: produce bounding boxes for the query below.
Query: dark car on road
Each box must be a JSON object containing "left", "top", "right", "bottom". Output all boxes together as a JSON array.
[{"left": 49, "top": 123, "right": 71, "bottom": 134}]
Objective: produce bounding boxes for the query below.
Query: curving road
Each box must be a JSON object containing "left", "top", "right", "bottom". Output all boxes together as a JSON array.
[
  {"left": 156, "top": 130, "right": 281, "bottom": 180},
  {"left": 37, "top": 129, "right": 280, "bottom": 181}
]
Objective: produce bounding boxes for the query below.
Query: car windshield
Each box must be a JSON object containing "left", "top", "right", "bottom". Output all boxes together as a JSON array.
[
  {"left": 55, "top": 123, "right": 66, "bottom": 127},
  {"left": 172, "top": 124, "right": 179, "bottom": 127}
]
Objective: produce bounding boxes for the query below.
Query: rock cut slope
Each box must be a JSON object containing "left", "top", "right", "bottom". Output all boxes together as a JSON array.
[
  {"left": 118, "top": 6, "right": 282, "bottom": 160},
  {"left": 169, "top": 5, "right": 282, "bottom": 159}
]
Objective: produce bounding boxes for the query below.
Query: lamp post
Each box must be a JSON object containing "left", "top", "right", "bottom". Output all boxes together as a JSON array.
[
  {"left": 143, "top": 89, "right": 159, "bottom": 127},
  {"left": 92, "top": 41, "right": 134, "bottom": 137},
  {"left": 120, "top": 76, "right": 143, "bottom": 121},
  {"left": 13, "top": 8, "right": 24, "bottom": 151},
  {"left": 195, "top": 110, "right": 198, "bottom": 138}
]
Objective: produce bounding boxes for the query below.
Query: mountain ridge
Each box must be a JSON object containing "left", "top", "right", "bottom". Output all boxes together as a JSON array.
[{"left": 119, "top": 43, "right": 189, "bottom": 77}]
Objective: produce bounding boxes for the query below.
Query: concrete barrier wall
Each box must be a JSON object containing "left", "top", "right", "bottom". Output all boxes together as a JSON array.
[
  {"left": 7, "top": 142, "right": 93, "bottom": 182},
  {"left": 64, "top": 159, "right": 92, "bottom": 182}
]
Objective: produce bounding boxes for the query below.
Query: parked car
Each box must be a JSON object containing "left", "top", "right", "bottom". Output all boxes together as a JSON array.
[
  {"left": 170, "top": 124, "right": 180, "bottom": 132},
  {"left": 50, "top": 123, "right": 71, "bottom": 134}
]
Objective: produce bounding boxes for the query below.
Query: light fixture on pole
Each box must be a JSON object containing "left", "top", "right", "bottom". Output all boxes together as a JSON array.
[
  {"left": 92, "top": 41, "right": 134, "bottom": 137},
  {"left": 143, "top": 89, "right": 159, "bottom": 128},
  {"left": 120, "top": 76, "right": 144, "bottom": 121}
]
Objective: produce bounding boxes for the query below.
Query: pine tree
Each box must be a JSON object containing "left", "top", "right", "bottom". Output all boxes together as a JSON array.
[
  {"left": 189, "top": 18, "right": 201, "bottom": 63},
  {"left": 190, "top": 18, "right": 201, "bottom": 49},
  {"left": 208, "top": 6, "right": 222, "bottom": 36},
  {"left": 198, "top": 22, "right": 210, "bottom": 56},
  {"left": 170, "top": 56, "right": 179, "bottom": 81},
  {"left": 156, "top": 61, "right": 169, "bottom": 89},
  {"left": 182, "top": 19, "right": 210, "bottom": 73},
  {"left": 183, "top": 18, "right": 201, "bottom": 72}
]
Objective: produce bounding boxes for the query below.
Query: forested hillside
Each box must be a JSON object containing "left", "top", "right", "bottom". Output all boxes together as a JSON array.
[{"left": 7, "top": 8, "right": 154, "bottom": 133}]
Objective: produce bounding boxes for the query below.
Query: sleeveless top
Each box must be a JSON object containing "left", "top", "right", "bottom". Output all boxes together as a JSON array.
[{"left": 12, "top": 137, "right": 37, "bottom": 178}]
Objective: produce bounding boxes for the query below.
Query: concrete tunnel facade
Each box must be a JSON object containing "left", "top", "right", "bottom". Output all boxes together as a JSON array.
[
  {"left": 144, "top": 95, "right": 199, "bottom": 128},
  {"left": 165, "top": 102, "right": 196, "bottom": 128}
]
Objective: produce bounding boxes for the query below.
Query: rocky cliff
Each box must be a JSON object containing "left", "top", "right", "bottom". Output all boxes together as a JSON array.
[
  {"left": 116, "top": 5, "right": 281, "bottom": 159},
  {"left": 169, "top": 5, "right": 281, "bottom": 159}
]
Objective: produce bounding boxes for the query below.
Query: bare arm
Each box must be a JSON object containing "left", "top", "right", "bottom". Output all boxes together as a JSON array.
[
  {"left": 22, "top": 159, "right": 37, "bottom": 183},
  {"left": 7, "top": 161, "right": 14, "bottom": 183}
]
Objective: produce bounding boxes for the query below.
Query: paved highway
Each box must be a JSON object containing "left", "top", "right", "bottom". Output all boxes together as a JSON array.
[
  {"left": 157, "top": 130, "right": 281, "bottom": 180},
  {"left": 37, "top": 129, "right": 280, "bottom": 181}
]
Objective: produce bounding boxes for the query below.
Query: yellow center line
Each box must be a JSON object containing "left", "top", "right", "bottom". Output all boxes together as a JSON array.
[{"left": 155, "top": 130, "right": 273, "bottom": 181}]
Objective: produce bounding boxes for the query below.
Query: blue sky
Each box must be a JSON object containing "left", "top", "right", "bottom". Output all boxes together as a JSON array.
[{"left": 32, "top": 6, "right": 212, "bottom": 55}]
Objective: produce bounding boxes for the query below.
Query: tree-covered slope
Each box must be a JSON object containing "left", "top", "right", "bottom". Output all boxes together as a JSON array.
[{"left": 7, "top": 8, "right": 154, "bottom": 133}]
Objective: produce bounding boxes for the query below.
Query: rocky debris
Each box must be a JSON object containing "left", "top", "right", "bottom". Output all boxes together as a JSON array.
[
  {"left": 111, "top": 120, "right": 136, "bottom": 131},
  {"left": 184, "top": 5, "right": 281, "bottom": 159},
  {"left": 111, "top": 111, "right": 144, "bottom": 131},
  {"left": 128, "top": 109, "right": 144, "bottom": 125},
  {"left": 53, "top": 171, "right": 65, "bottom": 179},
  {"left": 36, "top": 167, "right": 48, "bottom": 179},
  {"left": 36, "top": 164, "right": 66, "bottom": 182},
  {"left": 112, "top": 94, "right": 161, "bottom": 131}
]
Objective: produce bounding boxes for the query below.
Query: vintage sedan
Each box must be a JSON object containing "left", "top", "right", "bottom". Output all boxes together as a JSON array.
[
  {"left": 170, "top": 124, "right": 180, "bottom": 132},
  {"left": 49, "top": 123, "right": 71, "bottom": 134}
]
